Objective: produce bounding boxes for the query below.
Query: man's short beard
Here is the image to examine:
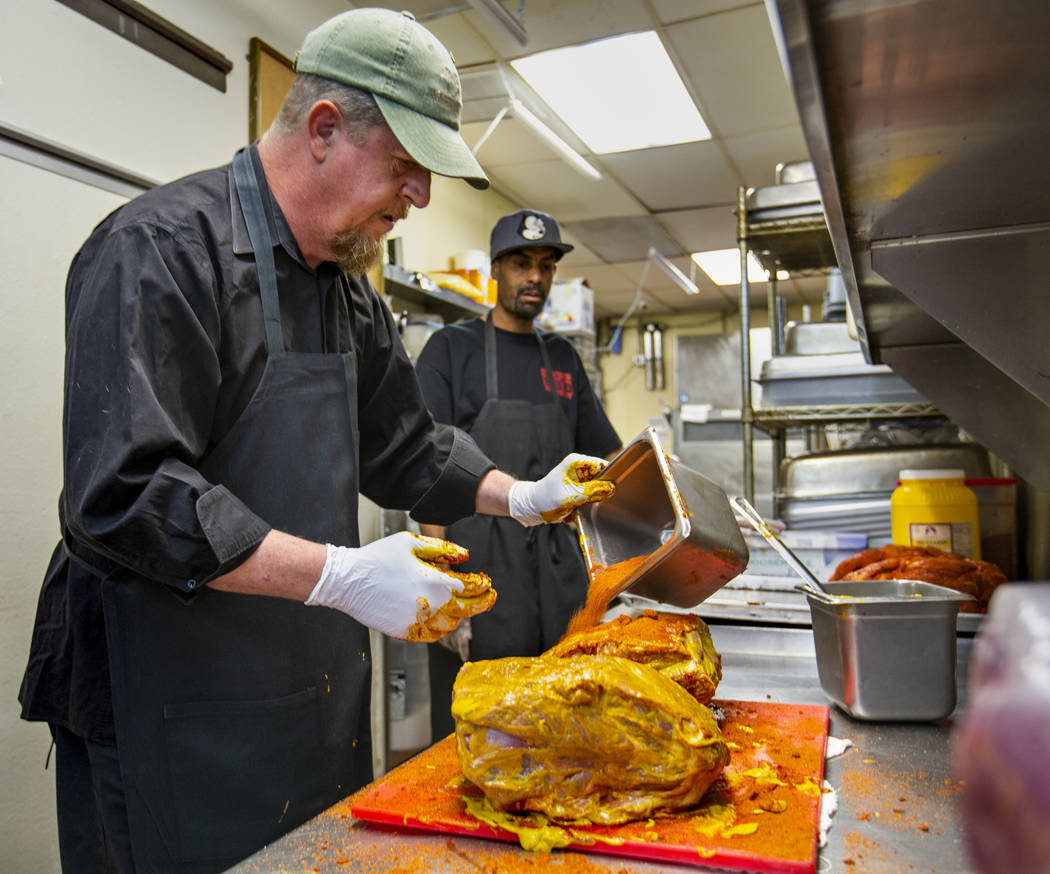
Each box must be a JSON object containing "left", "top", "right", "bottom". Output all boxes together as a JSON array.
[
  {"left": 327, "top": 227, "right": 385, "bottom": 275},
  {"left": 512, "top": 295, "right": 545, "bottom": 319}
]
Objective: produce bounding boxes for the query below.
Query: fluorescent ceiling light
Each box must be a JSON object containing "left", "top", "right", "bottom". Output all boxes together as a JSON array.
[
  {"left": 691, "top": 249, "right": 790, "bottom": 285},
  {"left": 511, "top": 31, "right": 710, "bottom": 154},
  {"left": 508, "top": 99, "right": 601, "bottom": 180},
  {"left": 649, "top": 247, "right": 698, "bottom": 295},
  {"left": 467, "top": 0, "right": 527, "bottom": 47}
]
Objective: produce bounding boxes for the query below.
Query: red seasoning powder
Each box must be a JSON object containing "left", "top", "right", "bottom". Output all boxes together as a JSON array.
[{"left": 563, "top": 555, "right": 650, "bottom": 637}]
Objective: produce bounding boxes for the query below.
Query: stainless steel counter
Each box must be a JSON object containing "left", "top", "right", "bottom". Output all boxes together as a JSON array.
[{"left": 225, "top": 625, "right": 976, "bottom": 874}]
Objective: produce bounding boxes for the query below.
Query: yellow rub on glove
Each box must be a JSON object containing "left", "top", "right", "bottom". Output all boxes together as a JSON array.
[
  {"left": 508, "top": 453, "right": 616, "bottom": 526},
  {"left": 306, "top": 532, "right": 496, "bottom": 642}
]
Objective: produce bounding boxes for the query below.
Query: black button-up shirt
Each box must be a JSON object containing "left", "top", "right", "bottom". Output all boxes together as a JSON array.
[{"left": 20, "top": 146, "right": 493, "bottom": 739}]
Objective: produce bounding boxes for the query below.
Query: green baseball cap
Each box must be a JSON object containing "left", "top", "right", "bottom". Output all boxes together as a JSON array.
[{"left": 295, "top": 8, "right": 489, "bottom": 190}]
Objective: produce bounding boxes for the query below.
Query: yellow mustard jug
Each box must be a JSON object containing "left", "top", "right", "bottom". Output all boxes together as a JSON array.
[{"left": 891, "top": 468, "right": 981, "bottom": 559}]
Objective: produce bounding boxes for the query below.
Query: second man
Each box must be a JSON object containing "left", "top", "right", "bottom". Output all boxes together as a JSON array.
[{"left": 416, "top": 208, "right": 622, "bottom": 737}]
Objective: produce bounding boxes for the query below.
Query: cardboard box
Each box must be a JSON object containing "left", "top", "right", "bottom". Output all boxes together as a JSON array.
[{"left": 541, "top": 278, "right": 594, "bottom": 333}]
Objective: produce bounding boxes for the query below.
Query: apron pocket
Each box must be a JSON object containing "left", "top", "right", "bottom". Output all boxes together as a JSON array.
[{"left": 163, "top": 686, "right": 326, "bottom": 865}]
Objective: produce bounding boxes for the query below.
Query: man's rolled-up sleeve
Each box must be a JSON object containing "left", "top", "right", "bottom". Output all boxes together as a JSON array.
[
  {"left": 351, "top": 282, "right": 495, "bottom": 525},
  {"left": 62, "top": 222, "right": 269, "bottom": 592},
  {"left": 409, "top": 425, "right": 494, "bottom": 525}
]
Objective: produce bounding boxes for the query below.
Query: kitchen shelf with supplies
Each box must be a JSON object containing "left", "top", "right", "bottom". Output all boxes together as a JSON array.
[
  {"left": 734, "top": 164, "right": 944, "bottom": 508},
  {"left": 754, "top": 400, "right": 942, "bottom": 427},
  {"left": 382, "top": 263, "right": 489, "bottom": 322}
]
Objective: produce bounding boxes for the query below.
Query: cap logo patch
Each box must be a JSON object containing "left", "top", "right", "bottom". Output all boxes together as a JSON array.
[{"left": 521, "top": 215, "right": 546, "bottom": 240}]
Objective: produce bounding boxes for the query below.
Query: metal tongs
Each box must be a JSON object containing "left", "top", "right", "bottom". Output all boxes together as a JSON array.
[{"left": 730, "top": 495, "right": 831, "bottom": 598}]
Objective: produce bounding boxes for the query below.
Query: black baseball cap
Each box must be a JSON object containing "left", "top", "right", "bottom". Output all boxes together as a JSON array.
[{"left": 490, "top": 209, "right": 574, "bottom": 261}]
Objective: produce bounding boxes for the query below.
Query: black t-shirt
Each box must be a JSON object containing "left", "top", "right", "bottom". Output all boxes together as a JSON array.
[{"left": 415, "top": 318, "right": 621, "bottom": 458}]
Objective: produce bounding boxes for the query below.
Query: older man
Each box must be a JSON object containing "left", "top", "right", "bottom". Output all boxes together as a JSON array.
[{"left": 19, "top": 11, "right": 611, "bottom": 873}]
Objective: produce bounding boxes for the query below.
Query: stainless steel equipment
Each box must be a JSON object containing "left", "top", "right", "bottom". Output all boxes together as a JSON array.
[
  {"left": 674, "top": 329, "right": 807, "bottom": 518},
  {"left": 767, "top": 0, "right": 1050, "bottom": 489},
  {"left": 807, "top": 580, "right": 972, "bottom": 720},
  {"left": 730, "top": 495, "right": 828, "bottom": 597},
  {"left": 758, "top": 351, "right": 928, "bottom": 407},
  {"left": 576, "top": 426, "right": 749, "bottom": 607},
  {"left": 782, "top": 320, "right": 859, "bottom": 356},
  {"left": 778, "top": 443, "right": 993, "bottom": 539}
]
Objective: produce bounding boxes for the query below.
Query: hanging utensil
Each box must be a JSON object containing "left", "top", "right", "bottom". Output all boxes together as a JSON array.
[{"left": 730, "top": 495, "right": 830, "bottom": 598}]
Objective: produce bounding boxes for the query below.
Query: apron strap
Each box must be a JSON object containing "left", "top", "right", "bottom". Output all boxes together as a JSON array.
[
  {"left": 483, "top": 311, "right": 499, "bottom": 400},
  {"left": 483, "top": 310, "right": 562, "bottom": 409},
  {"left": 232, "top": 149, "right": 285, "bottom": 357}
]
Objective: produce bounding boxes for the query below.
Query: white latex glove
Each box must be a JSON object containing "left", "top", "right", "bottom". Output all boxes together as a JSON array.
[
  {"left": 306, "top": 532, "right": 496, "bottom": 642},
  {"left": 507, "top": 453, "right": 616, "bottom": 526},
  {"left": 437, "top": 617, "right": 472, "bottom": 661}
]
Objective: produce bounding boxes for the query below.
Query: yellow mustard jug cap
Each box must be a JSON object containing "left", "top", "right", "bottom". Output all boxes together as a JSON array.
[{"left": 898, "top": 468, "right": 966, "bottom": 480}]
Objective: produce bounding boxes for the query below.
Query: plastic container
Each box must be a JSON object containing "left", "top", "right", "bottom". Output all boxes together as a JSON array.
[{"left": 891, "top": 469, "right": 981, "bottom": 559}]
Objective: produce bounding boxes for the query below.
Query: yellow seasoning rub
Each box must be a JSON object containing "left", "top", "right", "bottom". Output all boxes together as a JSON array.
[
  {"left": 453, "top": 655, "right": 730, "bottom": 826},
  {"left": 794, "top": 776, "right": 823, "bottom": 797},
  {"left": 403, "top": 535, "right": 498, "bottom": 643},
  {"left": 539, "top": 458, "right": 616, "bottom": 523}
]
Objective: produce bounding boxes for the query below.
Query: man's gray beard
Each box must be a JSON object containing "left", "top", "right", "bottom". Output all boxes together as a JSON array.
[{"left": 328, "top": 227, "right": 385, "bottom": 275}]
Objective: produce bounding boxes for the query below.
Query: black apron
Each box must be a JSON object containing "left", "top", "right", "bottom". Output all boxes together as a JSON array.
[
  {"left": 447, "top": 314, "right": 586, "bottom": 657},
  {"left": 97, "top": 149, "right": 371, "bottom": 873}
]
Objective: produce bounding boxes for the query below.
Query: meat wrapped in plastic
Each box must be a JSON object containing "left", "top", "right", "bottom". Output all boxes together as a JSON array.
[
  {"left": 452, "top": 654, "right": 729, "bottom": 825},
  {"left": 546, "top": 610, "right": 722, "bottom": 703},
  {"left": 950, "top": 583, "right": 1050, "bottom": 874}
]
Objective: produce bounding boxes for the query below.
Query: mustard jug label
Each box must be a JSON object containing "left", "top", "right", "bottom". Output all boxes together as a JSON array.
[{"left": 907, "top": 522, "right": 975, "bottom": 557}]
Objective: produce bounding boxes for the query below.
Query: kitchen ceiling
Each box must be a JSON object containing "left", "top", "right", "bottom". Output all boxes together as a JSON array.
[{"left": 354, "top": 0, "right": 829, "bottom": 319}]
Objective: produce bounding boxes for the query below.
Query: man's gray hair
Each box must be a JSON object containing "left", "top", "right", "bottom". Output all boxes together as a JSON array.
[{"left": 270, "top": 73, "right": 386, "bottom": 142}]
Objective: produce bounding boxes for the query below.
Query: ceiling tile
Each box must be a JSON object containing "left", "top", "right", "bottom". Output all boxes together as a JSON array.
[
  {"left": 486, "top": 159, "right": 645, "bottom": 222},
  {"left": 369, "top": 0, "right": 831, "bottom": 319},
  {"left": 558, "top": 261, "right": 635, "bottom": 292},
  {"left": 599, "top": 140, "right": 741, "bottom": 210},
  {"left": 472, "top": 0, "right": 655, "bottom": 58},
  {"left": 463, "top": 118, "right": 547, "bottom": 166},
  {"left": 666, "top": 6, "right": 799, "bottom": 138},
  {"left": 462, "top": 117, "right": 592, "bottom": 168},
  {"left": 655, "top": 205, "right": 737, "bottom": 253},
  {"left": 614, "top": 256, "right": 695, "bottom": 289},
  {"left": 556, "top": 238, "right": 599, "bottom": 265},
  {"left": 651, "top": 0, "right": 756, "bottom": 23},
  {"left": 384, "top": 4, "right": 497, "bottom": 67},
  {"left": 592, "top": 289, "right": 667, "bottom": 319},
  {"left": 722, "top": 124, "right": 811, "bottom": 188},
  {"left": 461, "top": 96, "right": 512, "bottom": 126},
  {"left": 459, "top": 64, "right": 507, "bottom": 102},
  {"left": 616, "top": 256, "right": 739, "bottom": 308},
  {"left": 790, "top": 274, "right": 830, "bottom": 303},
  {"left": 560, "top": 215, "right": 685, "bottom": 262}
]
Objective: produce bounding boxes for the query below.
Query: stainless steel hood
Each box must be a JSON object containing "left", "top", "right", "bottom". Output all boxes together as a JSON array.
[{"left": 767, "top": 0, "right": 1050, "bottom": 487}]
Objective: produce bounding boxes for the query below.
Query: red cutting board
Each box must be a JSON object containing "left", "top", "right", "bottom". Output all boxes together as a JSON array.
[{"left": 349, "top": 699, "right": 829, "bottom": 873}]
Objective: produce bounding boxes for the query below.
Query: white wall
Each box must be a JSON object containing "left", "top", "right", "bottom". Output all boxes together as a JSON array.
[{"left": 0, "top": 1, "right": 513, "bottom": 869}]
